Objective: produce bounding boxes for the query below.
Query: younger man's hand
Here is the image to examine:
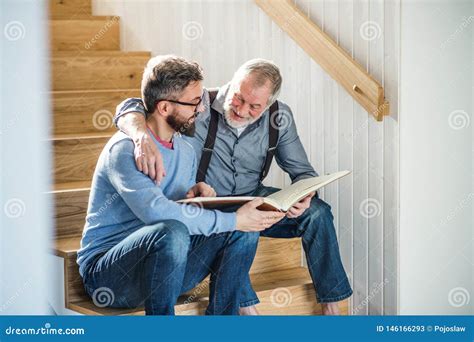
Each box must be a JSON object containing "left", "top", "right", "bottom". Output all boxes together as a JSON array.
[{"left": 236, "top": 198, "right": 286, "bottom": 232}]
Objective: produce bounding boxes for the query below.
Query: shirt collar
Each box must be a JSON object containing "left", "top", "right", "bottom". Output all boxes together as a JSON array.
[
  {"left": 210, "top": 82, "right": 230, "bottom": 116},
  {"left": 146, "top": 125, "right": 174, "bottom": 149}
]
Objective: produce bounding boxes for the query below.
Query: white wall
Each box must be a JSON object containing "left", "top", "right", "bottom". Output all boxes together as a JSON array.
[
  {"left": 93, "top": 0, "right": 400, "bottom": 315},
  {"left": 399, "top": 0, "right": 473, "bottom": 314},
  {"left": 0, "top": 0, "right": 53, "bottom": 314}
]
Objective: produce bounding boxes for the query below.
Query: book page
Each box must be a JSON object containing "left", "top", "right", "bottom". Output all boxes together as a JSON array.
[
  {"left": 176, "top": 171, "right": 350, "bottom": 212},
  {"left": 266, "top": 170, "right": 351, "bottom": 211}
]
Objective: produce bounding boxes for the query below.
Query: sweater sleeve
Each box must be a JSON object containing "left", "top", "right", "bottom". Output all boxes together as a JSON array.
[{"left": 106, "top": 139, "right": 236, "bottom": 236}]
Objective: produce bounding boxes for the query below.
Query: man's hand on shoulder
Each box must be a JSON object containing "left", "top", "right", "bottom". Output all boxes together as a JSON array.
[
  {"left": 186, "top": 182, "right": 216, "bottom": 198},
  {"left": 133, "top": 131, "right": 166, "bottom": 185}
]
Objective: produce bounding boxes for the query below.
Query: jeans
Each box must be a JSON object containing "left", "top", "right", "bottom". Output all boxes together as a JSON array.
[
  {"left": 81, "top": 219, "right": 259, "bottom": 315},
  {"left": 240, "top": 185, "right": 353, "bottom": 306}
]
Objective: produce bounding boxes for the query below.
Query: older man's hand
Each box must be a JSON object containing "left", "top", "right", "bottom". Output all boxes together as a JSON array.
[
  {"left": 134, "top": 131, "right": 166, "bottom": 184},
  {"left": 286, "top": 191, "right": 316, "bottom": 218},
  {"left": 186, "top": 182, "right": 217, "bottom": 198}
]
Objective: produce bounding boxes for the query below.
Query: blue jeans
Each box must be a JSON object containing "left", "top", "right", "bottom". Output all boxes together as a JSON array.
[
  {"left": 81, "top": 220, "right": 259, "bottom": 315},
  {"left": 241, "top": 185, "right": 353, "bottom": 306}
]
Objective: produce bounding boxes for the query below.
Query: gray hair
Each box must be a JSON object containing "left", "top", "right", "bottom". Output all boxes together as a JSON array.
[
  {"left": 141, "top": 55, "right": 204, "bottom": 113},
  {"left": 231, "top": 58, "right": 282, "bottom": 105}
]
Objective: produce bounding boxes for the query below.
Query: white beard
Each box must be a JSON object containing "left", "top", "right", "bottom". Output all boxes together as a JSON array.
[{"left": 222, "top": 94, "right": 258, "bottom": 129}]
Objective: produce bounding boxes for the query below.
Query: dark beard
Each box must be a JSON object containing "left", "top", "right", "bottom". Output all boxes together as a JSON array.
[{"left": 166, "top": 110, "right": 196, "bottom": 137}]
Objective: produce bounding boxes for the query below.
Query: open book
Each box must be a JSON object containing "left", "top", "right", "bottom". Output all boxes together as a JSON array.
[{"left": 177, "top": 170, "right": 351, "bottom": 211}]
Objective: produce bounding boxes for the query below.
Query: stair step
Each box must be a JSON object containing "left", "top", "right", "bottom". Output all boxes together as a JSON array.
[
  {"left": 54, "top": 235, "right": 302, "bottom": 275},
  {"left": 51, "top": 51, "right": 150, "bottom": 91},
  {"left": 50, "top": 181, "right": 90, "bottom": 238},
  {"left": 50, "top": 0, "right": 92, "bottom": 19},
  {"left": 65, "top": 267, "right": 346, "bottom": 315},
  {"left": 54, "top": 180, "right": 92, "bottom": 191},
  {"left": 52, "top": 89, "right": 141, "bottom": 135},
  {"left": 50, "top": 17, "right": 120, "bottom": 51},
  {"left": 52, "top": 133, "right": 111, "bottom": 184}
]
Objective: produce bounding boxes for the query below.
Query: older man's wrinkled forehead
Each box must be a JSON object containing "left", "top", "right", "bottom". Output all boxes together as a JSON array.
[{"left": 232, "top": 72, "right": 273, "bottom": 104}]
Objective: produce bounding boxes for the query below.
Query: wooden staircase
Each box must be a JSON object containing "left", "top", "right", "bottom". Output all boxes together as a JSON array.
[{"left": 49, "top": 0, "right": 348, "bottom": 315}]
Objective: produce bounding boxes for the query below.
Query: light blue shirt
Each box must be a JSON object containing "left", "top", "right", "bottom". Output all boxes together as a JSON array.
[{"left": 77, "top": 130, "right": 236, "bottom": 277}]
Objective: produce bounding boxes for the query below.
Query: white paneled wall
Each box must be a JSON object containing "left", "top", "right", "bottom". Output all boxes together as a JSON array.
[{"left": 93, "top": 0, "right": 400, "bottom": 315}]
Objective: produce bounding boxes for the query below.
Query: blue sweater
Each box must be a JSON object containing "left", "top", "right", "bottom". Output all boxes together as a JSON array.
[{"left": 77, "top": 130, "right": 237, "bottom": 277}]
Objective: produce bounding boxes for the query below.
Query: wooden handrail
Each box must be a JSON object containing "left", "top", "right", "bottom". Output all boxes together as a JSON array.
[{"left": 255, "top": 0, "right": 390, "bottom": 121}]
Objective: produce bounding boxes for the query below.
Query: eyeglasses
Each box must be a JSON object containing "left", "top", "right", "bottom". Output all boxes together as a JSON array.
[{"left": 156, "top": 94, "right": 205, "bottom": 113}]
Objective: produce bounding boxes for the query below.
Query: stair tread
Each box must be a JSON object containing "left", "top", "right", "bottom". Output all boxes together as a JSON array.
[
  {"left": 54, "top": 236, "right": 81, "bottom": 257},
  {"left": 51, "top": 50, "right": 150, "bottom": 58},
  {"left": 51, "top": 15, "right": 119, "bottom": 21},
  {"left": 50, "top": 14, "right": 109, "bottom": 20},
  {"left": 67, "top": 267, "right": 313, "bottom": 315},
  {"left": 52, "top": 181, "right": 92, "bottom": 192},
  {"left": 51, "top": 88, "right": 140, "bottom": 95},
  {"left": 52, "top": 132, "right": 113, "bottom": 141}
]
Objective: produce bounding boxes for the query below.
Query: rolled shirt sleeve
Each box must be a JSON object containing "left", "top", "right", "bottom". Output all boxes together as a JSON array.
[
  {"left": 114, "top": 97, "right": 147, "bottom": 127},
  {"left": 274, "top": 102, "right": 318, "bottom": 183}
]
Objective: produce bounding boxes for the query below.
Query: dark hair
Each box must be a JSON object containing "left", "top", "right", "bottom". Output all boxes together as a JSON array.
[{"left": 141, "top": 55, "right": 204, "bottom": 113}]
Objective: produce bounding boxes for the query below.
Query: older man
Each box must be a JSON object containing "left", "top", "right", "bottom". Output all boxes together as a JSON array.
[{"left": 114, "top": 58, "right": 353, "bottom": 315}]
